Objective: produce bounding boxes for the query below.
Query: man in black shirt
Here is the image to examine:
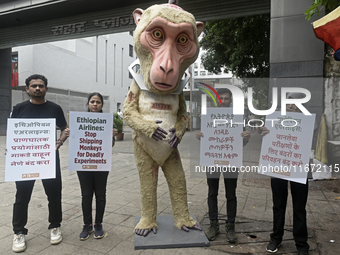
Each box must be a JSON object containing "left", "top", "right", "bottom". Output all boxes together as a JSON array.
[
  {"left": 11, "top": 74, "right": 68, "bottom": 253},
  {"left": 265, "top": 93, "right": 310, "bottom": 255},
  {"left": 196, "top": 88, "right": 251, "bottom": 243}
]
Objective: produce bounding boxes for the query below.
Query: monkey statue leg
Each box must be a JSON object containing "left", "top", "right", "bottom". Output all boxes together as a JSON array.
[
  {"left": 162, "top": 149, "right": 201, "bottom": 231},
  {"left": 133, "top": 139, "right": 159, "bottom": 236}
]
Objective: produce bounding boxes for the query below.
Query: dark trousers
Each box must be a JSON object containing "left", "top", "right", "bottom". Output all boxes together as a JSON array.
[
  {"left": 77, "top": 171, "right": 109, "bottom": 225},
  {"left": 207, "top": 169, "right": 238, "bottom": 222},
  {"left": 270, "top": 178, "right": 309, "bottom": 251},
  {"left": 12, "top": 151, "right": 62, "bottom": 235}
]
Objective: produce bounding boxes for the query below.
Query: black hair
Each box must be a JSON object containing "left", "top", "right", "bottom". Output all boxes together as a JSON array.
[
  {"left": 87, "top": 92, "right": 104, "bottom": 112},
  {"left": 216, "top": 88, "right": 232, "bottom": 98},
  {"left": 25, "top": 74, "right": 48, "bottom": 87}
]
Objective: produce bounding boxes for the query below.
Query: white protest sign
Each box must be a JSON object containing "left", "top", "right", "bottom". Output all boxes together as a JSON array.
[
  {"left": 68, "top": 111, "right": 113, "bottom": 171},
  {"left": 200, "top": 108, "right": 243, "bottom": 168},
  {"left": 5, "top": 118, "right": 56, "bottom": 182},
  {"left": 258, "top": 111, "right": 316, "bottom": 184}
]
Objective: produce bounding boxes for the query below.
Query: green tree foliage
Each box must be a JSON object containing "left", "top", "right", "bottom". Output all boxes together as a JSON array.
[
  {"left": 200, "top": 15, "right": 270, "bottom": 110},
  {"left": 305, "top": 0, "right": 340, "bottom": 20}
]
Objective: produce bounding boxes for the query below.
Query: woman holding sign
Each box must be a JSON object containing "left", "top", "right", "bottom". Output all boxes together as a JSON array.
[{"left": 66, "top": 92, "right": 116, "bottom": 240}]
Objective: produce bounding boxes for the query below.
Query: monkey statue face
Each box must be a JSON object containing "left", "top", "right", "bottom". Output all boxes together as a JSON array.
[
  {"left": 133, "top": 4, "right": 204, "bottom": 95},
  {"left": 140, "top": 16, "right": 198, "bottom": 92}
]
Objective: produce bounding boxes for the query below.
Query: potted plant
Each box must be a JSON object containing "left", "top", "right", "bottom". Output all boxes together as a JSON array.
[{"left": 113, "top": 113, "right": 124, "bottom": 141}]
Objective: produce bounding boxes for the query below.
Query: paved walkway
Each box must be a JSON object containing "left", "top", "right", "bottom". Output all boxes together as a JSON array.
[{"left": 0, "top": 128, "right": 339, "bottom": 254}]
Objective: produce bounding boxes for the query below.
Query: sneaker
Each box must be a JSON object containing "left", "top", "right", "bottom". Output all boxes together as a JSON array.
[
  {"left": 50, "top": 227, "right": 62, "bottom": 245},
  {"left": 12, "top": 232, "right": 26, "bottom": 253},
  {"left": 94, "top": 223, "right": 104, "bottom": 239},
  {"left": 266, "top": 239, "right": 281, "bottom": 253},
  {"left": 205, "top": 220, "right": 219, "bottom": 241},
  {"left": 225, "top": 222, "right": 237, "bottom": 243},
  {"left": 79, "top": 224, "right": 93, "bottom": 240}
]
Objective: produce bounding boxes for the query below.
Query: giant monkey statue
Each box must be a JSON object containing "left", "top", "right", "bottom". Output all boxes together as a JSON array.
[{"left": 123, "top": 1, "right": 204, "bottom": 236}]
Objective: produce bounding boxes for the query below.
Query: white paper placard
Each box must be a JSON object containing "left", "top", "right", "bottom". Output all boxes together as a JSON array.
[
  {"left": 68, "top": 111, "right": 113, "bottom": 171},
  {"left": 5, "top": 118, "right": 56, "bottom": 182},
  {"left": 200, "top": 108, "right": 243, "bottom": 168},
  {"left": 258, "top": 111, "right": 316, "bottom": 184}
]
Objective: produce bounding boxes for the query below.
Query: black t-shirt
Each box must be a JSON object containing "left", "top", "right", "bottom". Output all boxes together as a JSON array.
[{"left": 11, "top": 100, "right": 67, "bottom": 128}]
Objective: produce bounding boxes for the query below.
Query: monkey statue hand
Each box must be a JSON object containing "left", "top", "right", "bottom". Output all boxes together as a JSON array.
[
  {"left": 152, "top": 120, "right": 168, "bottom": 141},
  {"left": 135, "top": 227, "right": 157, "bottom": 237},
  {"left": 181, "top": 223, "right": 203, "bottom": 232},
  {"left": 168, "top": 128, "right": 180, "bottom": 148}
]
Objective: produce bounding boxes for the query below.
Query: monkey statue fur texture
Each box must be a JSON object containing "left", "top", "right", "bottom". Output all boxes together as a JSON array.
[{"left": 123, "top": 2, "right": 204, "bottom": 236}]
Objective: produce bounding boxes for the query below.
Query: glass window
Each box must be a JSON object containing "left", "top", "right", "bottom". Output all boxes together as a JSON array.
[
  {"left": 129, "top": 44, "right": 133, "bottom": 57},
  {"left": 12, "top": 52, "right": 18, "bottom": 87}
]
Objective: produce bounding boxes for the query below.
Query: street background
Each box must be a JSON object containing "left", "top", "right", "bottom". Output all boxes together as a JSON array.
[{"left": 0, "top": 127, "right": 339, "bottom": 254}]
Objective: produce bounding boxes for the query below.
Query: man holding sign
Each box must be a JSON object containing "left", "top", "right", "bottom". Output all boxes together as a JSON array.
[
  {"left": 261, "top": 93, "right": 314, "bottom": 255},
  {"left": 197, "top": 88, "right": 251, "bottom": 243},
  {"left": 10, "top": 74, "right": 68, "bottom": 253}
]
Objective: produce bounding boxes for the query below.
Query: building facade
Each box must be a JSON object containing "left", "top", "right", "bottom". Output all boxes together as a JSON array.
[{"left": 11, "top": 32, "right": 135, "bottom": 115}]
